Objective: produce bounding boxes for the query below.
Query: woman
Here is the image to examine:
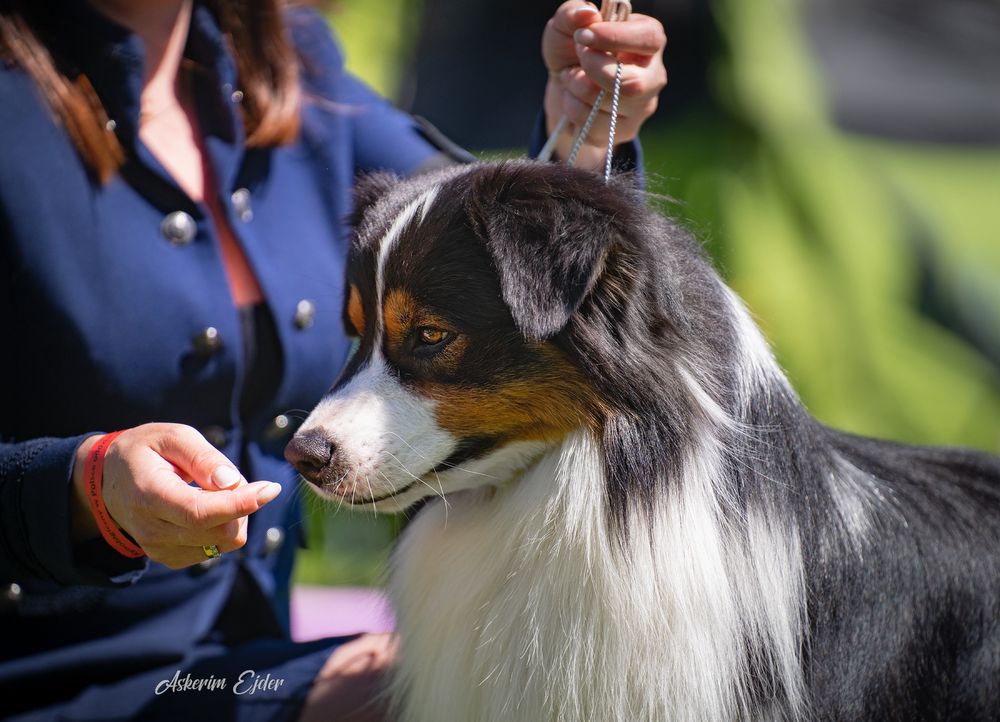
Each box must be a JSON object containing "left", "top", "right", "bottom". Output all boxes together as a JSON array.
[{"left": 0, "top": 0, "right": 666, "bottom": 718}]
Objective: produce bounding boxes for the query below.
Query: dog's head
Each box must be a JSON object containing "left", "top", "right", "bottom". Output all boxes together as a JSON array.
[{"left": 286, "top": 161, "right": 720, "bottom": 512}]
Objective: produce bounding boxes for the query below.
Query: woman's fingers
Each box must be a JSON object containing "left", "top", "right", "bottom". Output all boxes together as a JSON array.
[
  {"left": 299, "top": 634, "right": 399, "bottom": 722},
  {"left": 561, "top": 64, "right": 655, "bottom": 109},
  {"left": 576, "top": 46, "right": 667, "bottom": 99},
  {"left": 542, "top": 1, "right": 602, "bottom": 73},
  {"left": 141, "top": 544, "right": 236, "bottom": 571},
  {"left": 147, "top": 469, "right": 279, "bottom": 529},
  {"left": 128, "top": 514, "right": 250, "bottom": 569},
  {"left": 97, "top": 422, "right": 282, "bottom": 569},
  {"left": 131, "top": 514, "right": 248, "bottom": 550},
  {"left": 317, "top": 633, "right": 400, "bottom": 681},
  {"left": 573, "top": 13, "right": 668, "bottom": 56},
  {"left": 151, "top": 423, "right": 247, "bottom": 490}
]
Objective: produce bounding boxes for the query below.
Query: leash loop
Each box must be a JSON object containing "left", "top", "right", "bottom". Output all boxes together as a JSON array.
[
  {"left": 601, "top": 0, "right": 631, "bottom": 22},
  {"left": 538, "top": 0, "right": 631, "bottom": 183}
]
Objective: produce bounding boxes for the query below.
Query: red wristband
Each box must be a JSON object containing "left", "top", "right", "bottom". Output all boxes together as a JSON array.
[{"left": 83, "top": 431, "right": 145, "bottom": 558}]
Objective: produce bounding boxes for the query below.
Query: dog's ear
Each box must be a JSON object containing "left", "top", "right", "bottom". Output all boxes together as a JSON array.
[
  {"left": 466, "top": 164, "right": 634, "bottom": 340},
  {"left": 350, "top": 171, "right": 400, "bottom": 228}
]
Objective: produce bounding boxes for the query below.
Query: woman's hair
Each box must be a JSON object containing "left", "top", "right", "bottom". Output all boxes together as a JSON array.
[{"left": 0, "top": 0, "right": 301, "bottom": 183}]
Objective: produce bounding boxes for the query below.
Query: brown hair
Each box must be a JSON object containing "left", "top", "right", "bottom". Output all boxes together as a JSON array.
[{"left": 0, "top": 0, "right": 301, "bottom": 183}]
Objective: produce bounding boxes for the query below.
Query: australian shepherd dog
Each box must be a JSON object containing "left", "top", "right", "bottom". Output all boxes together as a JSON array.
[{"left": 286, "top": 161, "right": 1000, "bottom": 722}]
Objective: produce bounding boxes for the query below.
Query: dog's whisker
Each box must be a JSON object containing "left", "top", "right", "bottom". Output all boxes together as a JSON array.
[
  {"left": 383, "top": 430, "right": 501, "bottom": 480},
  {"left": 375, "top": 469, "right": 408, "bottom": 512},
  {"left": 360, "top": 473, "right": 379, "bottom": 517},
  {"left": 432, "top": 466, "right": 448, "bottom": 526},
  {"left": 383, "top": 449, "right": 451, "bottom": 509}
]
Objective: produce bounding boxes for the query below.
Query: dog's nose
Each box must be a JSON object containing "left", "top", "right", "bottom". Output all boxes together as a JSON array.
[{"left": 285, "top": 430, "right": 336, "bottom": 486}]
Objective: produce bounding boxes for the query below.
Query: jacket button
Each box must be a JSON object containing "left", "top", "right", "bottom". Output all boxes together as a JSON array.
[
  {"left": 294, "top": 299, "right": 316, "bottom": 330},
  {"left": 264, "top": 527, "right": 284, "bottom": 556},
  {"left": 201, "top": 425, "right": 228, "bottom": 449},
  {"left": 262, "top": 414, "right": 295, "bottom": 443},
  {"left": 192, "top": 326, "right": 223, "bottom": 356},
  {"left": 231, "top": 188, "right": 253, "bottom": 223},
  {"left": 3, "top": 583, "right": 22, "bottom": 604},
  {"left": 194, "top": 557, "right": 221, "bottom": 573},
  {"left": 161, "top": 211, "right": 197, "bottom": 245}
]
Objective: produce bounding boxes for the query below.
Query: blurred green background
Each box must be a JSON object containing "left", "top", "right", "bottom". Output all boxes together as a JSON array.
[{"left": 295, "top": 0, "right": 1000, "bottom": 588}]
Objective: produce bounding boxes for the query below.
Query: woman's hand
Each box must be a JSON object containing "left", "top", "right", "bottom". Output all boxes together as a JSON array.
[
  {"left": 541, "top": 0, "right": 668, "bottom": 169},
  {"left": 299, "top": 633, "right": 398, "bottom": 722},
  {"left": 71, "top": 423, "right": 282, "bottom": 568}
]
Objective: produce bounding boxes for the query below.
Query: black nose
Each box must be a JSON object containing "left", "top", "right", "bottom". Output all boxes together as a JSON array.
[{"left": 285, "top": 430, "right": 335, "bottom": 486}]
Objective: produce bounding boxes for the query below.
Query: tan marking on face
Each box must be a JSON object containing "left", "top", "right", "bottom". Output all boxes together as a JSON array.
[
  {"left": 383, "top": 288, "right": 417, "bottom": 348},
  {"left": 347, "top": 285, "right": 365, "bottom": 336},
  {"left": 419, "top": 345, "right": 601, "bottom": 443},
  {"left": 383, "top": 288, "right": 459, "bottom": 355},
  {"left": 379, "top": 291, "right": 599, "bottom": 443}
]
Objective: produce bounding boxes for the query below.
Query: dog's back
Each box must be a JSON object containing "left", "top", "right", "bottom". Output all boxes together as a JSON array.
[{"left": 803, "top": 430, "right": 1000, "bottom": 720}]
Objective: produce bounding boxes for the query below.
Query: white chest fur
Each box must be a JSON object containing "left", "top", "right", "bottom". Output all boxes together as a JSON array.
[{"left": 388, "top": 430, "right": 806, "bottom": 722}]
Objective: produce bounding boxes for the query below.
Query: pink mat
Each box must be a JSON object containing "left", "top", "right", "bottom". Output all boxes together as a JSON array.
[{"left": 290, "top": 585, "right": 396, "bottom": 641}]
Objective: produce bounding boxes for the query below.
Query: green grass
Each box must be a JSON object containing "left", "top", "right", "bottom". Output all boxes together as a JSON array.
[{"left": 294, "top": 503, "right": 399, "bottom": 587}]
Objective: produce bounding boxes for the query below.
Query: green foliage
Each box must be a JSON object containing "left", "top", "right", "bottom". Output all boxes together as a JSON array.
[{"left": 323, "top": 0, "right": 419, "bottom": 99}]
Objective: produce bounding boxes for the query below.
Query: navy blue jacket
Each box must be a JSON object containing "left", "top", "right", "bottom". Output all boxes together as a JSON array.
[
  {"left": 0, "top": 2, "right": 639, "bottom": 717},
  {"left": 0, "top": 2, "right": 477, "bottom": 712}
]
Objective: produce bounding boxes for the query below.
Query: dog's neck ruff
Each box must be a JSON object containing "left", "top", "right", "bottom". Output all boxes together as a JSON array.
[{"left": 390, "top": 419, "right": 807, "bottom": 722}]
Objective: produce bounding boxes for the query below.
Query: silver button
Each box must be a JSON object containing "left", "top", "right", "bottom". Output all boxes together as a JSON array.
[
  {"left": 262, "top": 414, "right": 294, "bottom": 442},
  {"left": 161, "top": 211, "right": 197, "bottom": 246},
  {"left": 4, "top": 583, "right": 21, "bottom": 603},
  {"left": 231, "top": 89, "right": 244, "bottom": 104},
  {"left": 294, "top": 299, "right": 316, "bottom": 330},
  {"left": 105, "top": 119, "right": 117, "bottom": 132},
  {"left": 192, "top": 326, "right": 223, "bottom": 356},
  {"left": 264, "top": 527, "right": 284, "bottom": 555},
  {"left": 231, "top": 188, "right": 253, "bottom": 223}
]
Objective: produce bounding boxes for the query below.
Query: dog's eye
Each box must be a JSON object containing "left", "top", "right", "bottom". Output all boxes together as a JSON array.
[{"left": 417, "top": 328, "right": 450, "bottom": 346}]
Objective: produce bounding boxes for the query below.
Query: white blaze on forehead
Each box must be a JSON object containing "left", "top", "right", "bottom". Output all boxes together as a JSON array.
[{"left": 374, "top": 185, "right": 441, "bottom": 346}]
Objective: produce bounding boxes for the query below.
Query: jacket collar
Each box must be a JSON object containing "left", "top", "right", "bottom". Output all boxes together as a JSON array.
[{"left": 60, "top": 0, "right": 241, "bottom": 147}]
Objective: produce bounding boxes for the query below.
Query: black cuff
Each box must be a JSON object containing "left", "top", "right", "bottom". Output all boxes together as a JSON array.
[
  {"left": 2, "top": 435, "right": 147, "bottom": 587},
  {"left": 527, "top": 110, "right": 645, "bottom": 185}
]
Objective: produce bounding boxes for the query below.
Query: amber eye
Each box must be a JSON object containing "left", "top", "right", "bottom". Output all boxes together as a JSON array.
[{"left": 417, "top": 327, "right": 450, "bottom": 346}]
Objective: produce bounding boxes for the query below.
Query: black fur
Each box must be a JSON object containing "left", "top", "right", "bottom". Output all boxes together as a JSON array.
[{"left": 343, "top": 160, "right": 1000, "bottom": 720}]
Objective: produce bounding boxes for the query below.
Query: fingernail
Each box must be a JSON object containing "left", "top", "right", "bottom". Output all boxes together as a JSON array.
[
  {"left": 574, "top": 28, "right": 596, "bottom": 46},
  {"left": 212, "top": 465, "right": 242, "bottom": 489},
  {"left": 256, "top": 482, "right": 282, "bottom": 505},
  {"left": 576, "top": 4, "right": 599, "bottom": 16}
]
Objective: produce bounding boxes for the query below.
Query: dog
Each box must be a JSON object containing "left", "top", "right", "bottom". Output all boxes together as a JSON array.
[{"left": 285, "top": 160, "right": 1000, "bottom": 722}]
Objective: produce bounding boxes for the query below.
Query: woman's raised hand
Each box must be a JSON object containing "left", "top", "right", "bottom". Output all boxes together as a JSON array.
[{"left": 541, "top": 0, "right": 668, "bottom": 169}]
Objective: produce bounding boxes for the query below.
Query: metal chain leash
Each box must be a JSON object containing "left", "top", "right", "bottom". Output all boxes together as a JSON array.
[
  {"left": 603, "top": 59, "right": 625, "bottom": 180},
  {"left": 537, "top": 0, "right": 632, "bottom": 182}
]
